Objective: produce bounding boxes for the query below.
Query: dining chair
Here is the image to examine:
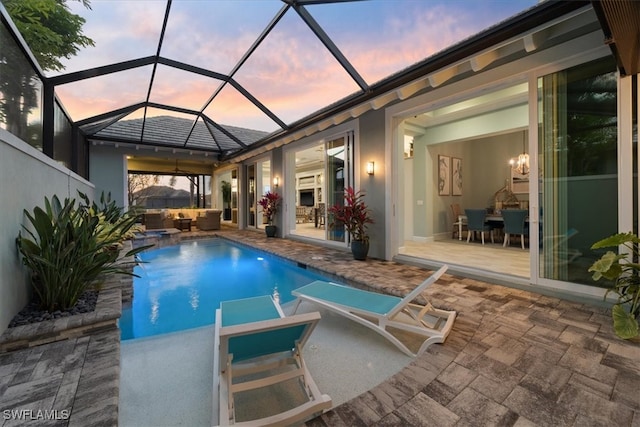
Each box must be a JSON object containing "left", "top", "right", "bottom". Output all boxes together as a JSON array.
[
  {"left": 502, "top": 209, "right": 529, "bottom": 249},
  {"left": 451, "top": 203, "right": 467, "bottom": 240},
  {"left": 318, "top": 203, "right": 325, "bottom": 228},
  {"left": 465, "top": 209, "right": 494, "bottom": 245}
]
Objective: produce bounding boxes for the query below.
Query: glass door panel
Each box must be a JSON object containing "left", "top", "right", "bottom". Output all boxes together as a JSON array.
[
  {"left": 257, "top": 160, "right": 271, "bottom": 229},
  {"left": 326, "top": 137, "right": 346, "bottom": 242},
  {"left": 289, "top": 132, "right": 352, "bottom": 242},
  {"left": 247, "top": 164, "right": 255, "bottom": 227},
  {"left": 538, "top": 57, "right": 618, "bottom": 285},
  {"left": 231, "top": 169, "right": 238, "bottom": 224}
]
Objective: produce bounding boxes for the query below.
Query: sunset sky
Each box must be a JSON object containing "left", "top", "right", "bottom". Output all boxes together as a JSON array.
[{"left": 52, "top": 0, "right": 538, "bottom": 133}]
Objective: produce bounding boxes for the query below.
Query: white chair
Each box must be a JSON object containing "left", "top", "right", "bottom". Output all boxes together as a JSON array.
[
  {"left": 451, "top": 203, "right": 467, "bottom": 240},
  {"left": 213, "top": 296, "right": 332, "bottom": 426},
  {"left": 292, "top": 265, "right": 456, "bottom": 357}
]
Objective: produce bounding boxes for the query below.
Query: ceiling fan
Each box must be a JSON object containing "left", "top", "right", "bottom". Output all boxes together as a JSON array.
[{"left": 172, "top": 159, "right": 195, "bottom": 175}]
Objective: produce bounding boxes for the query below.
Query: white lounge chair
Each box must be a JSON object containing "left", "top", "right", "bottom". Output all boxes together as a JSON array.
[
  {"left": 291, "top": 265, "right": 456, "bottom": 357},
  {"left": 213, "top": 295, "right": 332, "bottom": 426}
]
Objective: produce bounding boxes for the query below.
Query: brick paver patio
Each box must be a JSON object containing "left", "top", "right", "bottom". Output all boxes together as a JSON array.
[{"left": 0, "top": 228, "right": 638, "bottom": 426}]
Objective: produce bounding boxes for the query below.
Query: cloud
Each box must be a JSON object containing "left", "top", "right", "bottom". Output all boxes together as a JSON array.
[{"left": 55, "top": 0, "right": 537, "bottom": 130}]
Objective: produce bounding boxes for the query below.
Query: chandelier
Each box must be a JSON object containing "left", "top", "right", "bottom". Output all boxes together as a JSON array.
[{"left": 509, "top": 132, "right": 529, "bottom": 175}]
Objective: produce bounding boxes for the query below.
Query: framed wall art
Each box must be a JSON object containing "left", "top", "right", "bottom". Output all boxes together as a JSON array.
[
  {"left": 452, "top": 157, "right": 462, "bottom": 196},
  {"left": 438, "top": 155, "right": 451, "bottom": 196}
]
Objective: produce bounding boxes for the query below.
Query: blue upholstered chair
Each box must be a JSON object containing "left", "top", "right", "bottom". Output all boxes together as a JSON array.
[
  {"left": 465, "top": 209, "right": 494, "bottom": 245},
  {"left": 502, "top": 209, "right": 529, "bottom": 249}
]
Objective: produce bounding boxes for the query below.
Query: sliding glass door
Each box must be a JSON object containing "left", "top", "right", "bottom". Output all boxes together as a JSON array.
[
  {"left": 246, "top": 159, "right": 271, "bottom": 229},
  {"left": 537, "top": 57, "right": 618, "bottom": 285},
  {"left": 326, "top": 136, "right": 348, "bottom": 243},
  {"left": 289, "top": 131, "right": 353, "bottom": 242}
]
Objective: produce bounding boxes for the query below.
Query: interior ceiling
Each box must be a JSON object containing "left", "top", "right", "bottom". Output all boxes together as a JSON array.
[{"left": 405, "top": 82, "right": 529, "bottom": 131}]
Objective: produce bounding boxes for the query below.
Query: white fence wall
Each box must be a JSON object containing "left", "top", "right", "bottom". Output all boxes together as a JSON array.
[{"left": 0, "top": 130, "right": 94, "bottom": 334}]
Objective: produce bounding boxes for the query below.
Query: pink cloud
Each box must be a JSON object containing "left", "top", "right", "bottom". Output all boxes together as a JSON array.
[{"left": 55, "top": 1, "right": 534, "bottom": 132}]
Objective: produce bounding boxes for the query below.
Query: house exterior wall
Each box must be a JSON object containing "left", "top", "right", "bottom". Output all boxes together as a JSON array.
[
  {"left": 0, "top": 129, "right": 94, "bottom": 334},
  {"left": 90, "top": 145, "right": 127, "bottom": 209},
  {"left": 358, "top": 108, "right": 387, "bottom": 259}
]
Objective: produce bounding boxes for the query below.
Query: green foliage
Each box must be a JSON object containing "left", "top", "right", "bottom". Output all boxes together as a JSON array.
[
  {"left": 2, "top": 0, "right": 94, "bottom": 144},
  {"left": 4, "top": 0, "right": 95, "bottom": 72},
  {"left": 611, "top": 305, "right": 639, "bottom": 340},
  {"left": 16, "top": 192, "right": 148, "bottom": 312},
  {"left": 329, "top": 187, "right": 374, "bottom": 243},
  {"left": 588, "top": 232, "right": 640, "bottom": 340},
  {"left": 221, "top": 180, "right": 232, "bottom": 205}
]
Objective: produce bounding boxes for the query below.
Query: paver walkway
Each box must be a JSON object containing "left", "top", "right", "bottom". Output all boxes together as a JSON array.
[
  {"left": 214, "top": 230, "right": 640, "bottom": 427},
  {"left": 0, "top": 228, "right": 638, "bottom": 426}
]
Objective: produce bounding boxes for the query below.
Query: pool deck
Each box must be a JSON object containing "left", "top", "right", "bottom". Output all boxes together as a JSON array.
[{"left": 1, "top": 228, "right": 639, "bottom": 426}]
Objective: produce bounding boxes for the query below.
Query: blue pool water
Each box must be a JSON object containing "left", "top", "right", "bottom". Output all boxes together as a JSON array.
[{"left": 120, "top": 239, "right": 333, "bottom": 340}]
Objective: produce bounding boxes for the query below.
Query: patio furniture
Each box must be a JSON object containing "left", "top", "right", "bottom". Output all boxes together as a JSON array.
[
  {"left": 173, "top": 217, "right": 192, "bottom": 231},
  {"left": 197, "top": 209, "right": 222, "bottom": 231},
  {"left": 213, "top": 295, "right": 331, "bottom": 426},
  {"left": 292, "top": 265, "right": 456, "bottom": 357},
  {"left": 144, "top": 212, "right": 173, "bottom": 230}
]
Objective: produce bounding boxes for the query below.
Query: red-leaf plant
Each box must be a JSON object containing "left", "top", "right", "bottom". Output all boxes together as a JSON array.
[
  {"left": 258, "top": 191, "right": 281, "bottom": 225},
  {"left": 329, "top": 187, "right": 374, "bottom": 243}
]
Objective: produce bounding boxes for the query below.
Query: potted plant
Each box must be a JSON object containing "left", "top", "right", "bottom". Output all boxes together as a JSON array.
[
  {"left": 221, "top": 180, "right": 232, "bottom": 221},
  {"left": 588, "top": 232, "right": 640, "bottom": 340},
  {"left": 329, "top": 187, "right": 374, "bottom": 260},
  {"left": 258, "top": 191, "right": 281, "bottom": 237}
]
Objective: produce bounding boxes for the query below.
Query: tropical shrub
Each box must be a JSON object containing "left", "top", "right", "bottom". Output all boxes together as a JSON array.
[
  {"left": 329, "top": 187, "right": 374, "bottom": 243},
  {"left": 258, "top": 191, "right": 281, "bottom": 225},
  {"left": 79, "top": 191, "right": 143, "bottom": 246},
  {"left": 588, "top": 232, "right": 640, "bottom": 340},
  {"left": 16, "top": 193, "right": 148, "bottom": 312}
]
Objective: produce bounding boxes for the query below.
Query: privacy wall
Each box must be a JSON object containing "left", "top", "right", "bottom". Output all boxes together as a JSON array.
[{"left": 0, "top": 130, "right": 94, "bottom": 334}]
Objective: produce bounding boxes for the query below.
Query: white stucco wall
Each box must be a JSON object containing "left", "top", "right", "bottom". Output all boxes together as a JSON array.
[{"left": 0, "top": 130, "right": 94, "bottom": 334}]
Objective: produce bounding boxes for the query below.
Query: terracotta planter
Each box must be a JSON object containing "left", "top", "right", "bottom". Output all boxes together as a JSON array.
[
  {"left": 351, "top": 240, "right": 369, "bottom": 260},
  {"left": 265, "top": 225, "right": 277, "bottom": 237}
]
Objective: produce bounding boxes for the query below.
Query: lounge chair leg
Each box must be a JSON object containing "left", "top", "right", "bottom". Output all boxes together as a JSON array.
[
  {"left": 521, "top": 234, "right": 525, "bottom": 250},
  {"left": 503, "top": 233, "right": 508, "bottom": 247},
  {"left": 481, "top": 232, "right": 485, "bottom": 245},
  {"left": 292, "top": 299, "right": 302, "bottom": 314}
]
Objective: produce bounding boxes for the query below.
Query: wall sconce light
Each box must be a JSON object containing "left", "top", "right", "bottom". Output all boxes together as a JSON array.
[
  {"left": 273, "top": 176, "right": 280, "bottom": 188},
  {"left": 366, "top": 161, "right": 375, "bottom": 176}
]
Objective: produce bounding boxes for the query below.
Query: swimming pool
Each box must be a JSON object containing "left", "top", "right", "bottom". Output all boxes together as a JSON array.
[{"left": 120, "top": 238, "right": 334, "bottom": 340}]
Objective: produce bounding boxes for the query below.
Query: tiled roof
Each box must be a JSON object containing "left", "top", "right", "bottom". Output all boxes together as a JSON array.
[{"left": 91, "top": 116, "right": 269, "bottom": 154}]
